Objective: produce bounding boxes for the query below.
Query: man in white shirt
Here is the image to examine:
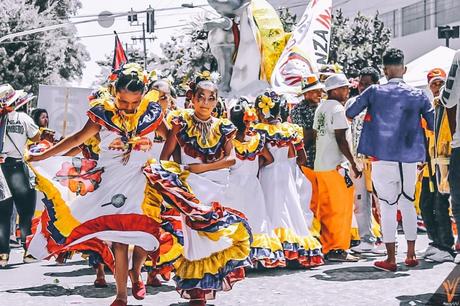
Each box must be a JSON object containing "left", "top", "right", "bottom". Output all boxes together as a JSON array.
[
  {"left": 440, "top": 49, "right": 460, "bottom": 263},
  {"left": 0, "top": 84, "right": 40, "bottom": 267},
  {"left": 313, "top": 74, "right": 361, "bottom": 262}
]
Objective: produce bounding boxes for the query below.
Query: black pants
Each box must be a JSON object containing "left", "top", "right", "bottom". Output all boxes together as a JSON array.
[
  {"left": 419, "top": 177, "right": 454, "bottom": 252},
  {"left": 0, "top": 158, "right": 36, "bottom": 254},
  {"left": 450, "top": 148, "right": 460, "bottom": 245}
]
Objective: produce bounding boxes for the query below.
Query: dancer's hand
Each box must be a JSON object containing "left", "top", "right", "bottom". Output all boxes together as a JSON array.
[
  {"left": 185, "top": 163, "right": 207, "bottom": 174},
  {"left": 27, "top": 153, "right": 45, "bottom": 162}
]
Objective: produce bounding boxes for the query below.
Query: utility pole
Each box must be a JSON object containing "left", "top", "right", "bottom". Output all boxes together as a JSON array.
[
  {"left": 128, "top": 6, "right": 155, "bottom": 69},
  {"left": 142, "top": 23, "right": 147, "bottom": 69}
]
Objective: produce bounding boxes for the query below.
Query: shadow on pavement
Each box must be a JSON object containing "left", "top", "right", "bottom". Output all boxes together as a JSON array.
[
  {"left": 245, "top": 266, "right": 320, "bottom": 278},
  {"left": 5, "top": 283, "right": 176, "bottom": 298},
  {"left": 44, "top": 267, "right": 95, "bottom": 277},
  {"left": 396, "top": 293, "right": 434, "bottom": 305},
  {"left": 45, "top": 260, "right": 88, "bottom": 267},
  {"left": 146, "top": 284, "right": 176, "bottom": 295},
  {"left": 169, "top": 303, "right": 215, "bottom": 306},
  {"left": 311, "top": 266, "right": 410, "bottom": 281}
]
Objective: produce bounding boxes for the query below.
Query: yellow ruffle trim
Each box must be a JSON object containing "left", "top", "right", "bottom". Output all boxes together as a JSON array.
[
  {"left": 30, "top": 166, "right": 80, "bottom": 237},
  {"left": 167, "top": 109, "right": 233, "bottom": 149},
  {"left": 252, "top": 233, "right": 283, "bottom": 252},
  {"left": 174, "top": 221, "right": 251, "bottom": 279},
  {"left": 141, "top": 181, "right": 163, "bottom": 223},
  {"left": 159, "top": 237, "right": 183, "bottom": 266},
  {"left": 232, "top": 133, "right": 262, "bottom": 155},
  {"left": 274, "top": 227, "right": 322, "bottom": 251},
  {"left": 254, "top": 122, "right": 300, "bottom": 140},
  {"left": 90, "top": 90, "right": 159, "bottom": 133},
  {"left": 291, "top": 123, "right": 304, "bottom": 146}
]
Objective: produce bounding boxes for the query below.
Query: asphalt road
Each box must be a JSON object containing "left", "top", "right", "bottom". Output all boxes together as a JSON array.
[{"left": 0, "top": 234, "right": 456, "bottom": 306}]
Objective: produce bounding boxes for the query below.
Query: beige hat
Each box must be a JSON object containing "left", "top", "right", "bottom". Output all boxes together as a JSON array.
[
  {"left": 298, "top": 75, "right": 325, "bottom": 96},
  {"left": 0, "top": 84, "right": 27, "bottom": 106}
]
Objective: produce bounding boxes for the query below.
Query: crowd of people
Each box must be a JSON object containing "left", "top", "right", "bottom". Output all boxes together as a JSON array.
[{"left": 0, "top": 47, "right": 458, "bottom": 306}]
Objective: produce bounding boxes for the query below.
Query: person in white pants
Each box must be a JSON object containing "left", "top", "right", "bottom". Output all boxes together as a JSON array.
[
  {"left": 346, "top": 48, "right": 434, "bottom": 272},
  {"left": 372, "top": 162, "right": 418, "bottom": 248},
  {"left": 346, "top": 67, "right": 383, "bottom": 254}
]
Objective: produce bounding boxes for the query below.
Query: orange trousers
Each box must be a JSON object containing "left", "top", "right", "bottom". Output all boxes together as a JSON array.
[{"left": 316, "top": 170, "right": 354, "bottom": 254}]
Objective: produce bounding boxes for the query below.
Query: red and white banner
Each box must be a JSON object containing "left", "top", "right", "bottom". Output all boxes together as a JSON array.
[{"left": 271, "top": 0, "right": 332, "bottom": 94}]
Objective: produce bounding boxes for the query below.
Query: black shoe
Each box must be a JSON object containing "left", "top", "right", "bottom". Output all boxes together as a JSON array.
[{"left": 325, "top": 250, "right": 359, "bottom": 262}]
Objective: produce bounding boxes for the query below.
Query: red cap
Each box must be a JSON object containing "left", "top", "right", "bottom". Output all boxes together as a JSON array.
[{"left": 427, "top": 68, "right": 446, "bottom": 84}]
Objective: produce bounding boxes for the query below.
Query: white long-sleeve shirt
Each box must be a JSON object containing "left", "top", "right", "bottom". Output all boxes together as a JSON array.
[{"left": 441, "top": 49, "right": 460, "bottom": 148}]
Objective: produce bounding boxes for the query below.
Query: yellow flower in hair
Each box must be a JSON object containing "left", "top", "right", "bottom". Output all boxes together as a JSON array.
[
  {"left": 258, "top": 95, "right": 275, "bottom": 118},
  {"left": 122, "top": 63, "right": 147, "bottom": 83},
  {"left": 200, "top": 71, "right": 211, "bottom": 79}
]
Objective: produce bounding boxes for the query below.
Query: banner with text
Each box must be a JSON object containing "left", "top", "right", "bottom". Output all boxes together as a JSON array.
[{"left": 271, "top": 0, "right": 332, "bottom": 94}]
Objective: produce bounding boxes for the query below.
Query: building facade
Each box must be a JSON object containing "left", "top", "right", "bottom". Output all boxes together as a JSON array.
[{"left": 333, "top": 0, "right": 460, "bottom": 62}]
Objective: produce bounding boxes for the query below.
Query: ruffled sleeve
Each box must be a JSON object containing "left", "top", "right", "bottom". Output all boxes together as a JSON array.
[
  {"left": 86, "top": 99, "right": 121, "bottom": 133},
  {"left": 254, "top": 122, "right": 296, "bottom": 148},
  {"left": 233, "top": 132, "right": 266, "bottom": 161}
]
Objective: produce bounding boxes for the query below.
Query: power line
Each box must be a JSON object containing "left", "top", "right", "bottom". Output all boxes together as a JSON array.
[{"left": 0, "top": 23, "right": 191, "bottom": 45}]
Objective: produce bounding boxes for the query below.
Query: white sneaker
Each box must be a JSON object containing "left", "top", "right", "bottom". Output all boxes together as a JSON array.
[
  {"left": 455, "top": 253, "right": 460, "bottom": 264},
  {"left": 351, "top": 241, "right": 374, "bottom": 253},
  {"left": 423, "top": 245, "right": 438, "bottom": 258},
  {"left": 371, "top": 243, "right": 387, "bottom": 255},
  {"left": 351, "top": 242, "right": 387, "bottom": 255},
  {"left": 426, "top": 250, "right": 454, "bottom": 263}
]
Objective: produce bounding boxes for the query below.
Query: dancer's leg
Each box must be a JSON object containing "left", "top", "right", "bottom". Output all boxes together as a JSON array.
[{"left": 112, "top": 242, "right": 129, "bottom": 303}]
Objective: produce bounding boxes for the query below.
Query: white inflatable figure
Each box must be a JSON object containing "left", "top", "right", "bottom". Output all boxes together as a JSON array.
[
  {"left": 205, "top": 0, "right": 251, "bottom": 93},
  {"left": 206, "top": 0, "right": 286, "bottom": 96}
]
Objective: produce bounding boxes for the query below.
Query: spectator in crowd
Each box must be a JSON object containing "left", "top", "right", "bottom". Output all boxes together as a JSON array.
[
  {"left": 440, "top": 49, "right": 460, "bottom": 263},
  {"left": 345, "top": 67, "right": 384, "bottom": 255},
  {"left": 0, "top": 84, "right": 40, "bottom": 267},
  {"left": 347, "top": 48, "right": 434, "bottom": 271},
  {"left": 419, "top": 68, "right": 455, "bottom": 263},
  {"left": 314, "top": 73, "right": 361, "bottom": 262},
  {"left": 291, "top": 75, "right": 324, "bottom": 169}
]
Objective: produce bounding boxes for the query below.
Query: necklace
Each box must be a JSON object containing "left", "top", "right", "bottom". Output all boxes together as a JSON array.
[
  {"left": 115, "top": 109, "right": 136, "bottom": 165},
  {"left": 192, "top": 113, "right": 213, "bottom": 146}
]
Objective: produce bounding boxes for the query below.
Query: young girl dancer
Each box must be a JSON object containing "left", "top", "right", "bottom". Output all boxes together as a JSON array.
[
  {"left": 254, "top": 90, "right": 324, "bottom": 268},
  {"left": 158, "top": 77, "right": 252, "bottom": 305},
  {"left": 225, "top": 101, "right": 285, "bottom": 268}
]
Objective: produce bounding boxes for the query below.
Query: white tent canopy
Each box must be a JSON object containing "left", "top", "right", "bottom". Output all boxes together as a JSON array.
[{"left": 380, "top": 46, "right": 456, "bottom": 88}]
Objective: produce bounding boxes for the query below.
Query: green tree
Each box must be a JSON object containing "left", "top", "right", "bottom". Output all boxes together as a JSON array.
[
  {"left": 328, "top": 9, "right": 391, "bottom": 77},
  {"left": 0, "top": 0, "right": 89, "bottom": 94},
  {"left": 151, "top": 14, "right": 217, "bottom": 88}
]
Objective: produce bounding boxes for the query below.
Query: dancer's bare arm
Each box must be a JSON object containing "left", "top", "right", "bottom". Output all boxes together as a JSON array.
[{"left": 28, "top": 119, "right": 100, "bottom": 162}]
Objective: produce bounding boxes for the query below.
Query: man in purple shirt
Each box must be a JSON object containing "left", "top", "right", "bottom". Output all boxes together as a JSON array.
[{"left": 346, "top": 48, "right": 434, "bottom": 272}]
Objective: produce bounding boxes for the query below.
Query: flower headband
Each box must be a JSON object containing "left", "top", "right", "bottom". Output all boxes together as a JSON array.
[
  {"left": 88, "top": 87, "right": 111, "bottom": 102},
  {"left": 109, "top": 62, "right": 148, "bottom": 84},
  {"left": 256, "top": 90, "right": 279, "bottom": 119}
]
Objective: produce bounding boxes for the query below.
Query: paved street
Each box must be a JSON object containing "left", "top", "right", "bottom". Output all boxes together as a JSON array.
[{"left": 0, "top": 234, "right": 455, "bottom": 306}]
